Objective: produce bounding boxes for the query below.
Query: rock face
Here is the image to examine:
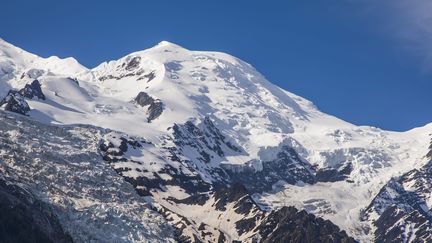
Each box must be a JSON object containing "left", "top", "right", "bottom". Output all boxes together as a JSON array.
[
  {"left": 0, "top": 111, "right": 176, "bottom": 243},
  {"left": 224, "top": 146, "right": 316, "bottom": 192},
  {"left": 96, "top": 121, "right": 357, "bottom": 242},
  {"left": 0, "top": 177, "right": 73, "bottom": 243},
  {"left": 316, "top": 163, "right": 353, "bottom": 183},
  {"left": 363, "top": 141, "right": 432, "bottom": 242},
  {"left": 98, "top": 131, "right": 212, "bottom": 197},
  {"left": 98, "top": 55, "right": 156, "bottom": 82},
  {"left": 257, "top": 206, "right": 356, "bottom": 243},
  {"left": 18, "top": 79, "right": 45, "bottom": 100},
  {"left": 159, "top": 183, "right": 356, "bottom": 243},
  {"left": 134, "top": 91, "right": 163, "bottom": 122},
  {"left": 0, "top": 80, "right": 45, "bottom": 115},
  {"left": 125, "top": 56, "right": 141, "bottom": 71},
  {"left": 0, "top": 91, "right": 30, "bottom": 115}
]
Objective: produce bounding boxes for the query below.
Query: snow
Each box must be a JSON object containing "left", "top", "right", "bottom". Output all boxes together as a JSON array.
[
  {"left": 1, "top": 38, "right": 432, "bottom": 242},
  {"left": 0, "top": 112, "right": 175, "bottom": 242}
]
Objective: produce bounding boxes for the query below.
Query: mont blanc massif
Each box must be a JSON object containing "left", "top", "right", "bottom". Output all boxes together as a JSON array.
[{"left": 0, "top": 38, "right": 431, "bottom": 243}]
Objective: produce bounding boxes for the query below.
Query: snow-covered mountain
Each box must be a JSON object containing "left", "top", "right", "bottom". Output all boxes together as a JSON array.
[{"left": 0, "top": 37, "right": 430, "bottom": 242}]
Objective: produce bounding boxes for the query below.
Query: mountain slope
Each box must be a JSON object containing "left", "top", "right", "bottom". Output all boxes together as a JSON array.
[{"left": 0, "top": 38, "right": 431, "bottom": 242}]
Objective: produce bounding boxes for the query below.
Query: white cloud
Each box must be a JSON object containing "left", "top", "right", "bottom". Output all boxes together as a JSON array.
[{"left": 371, "top": 0, "right": 432, "bottom": 70}]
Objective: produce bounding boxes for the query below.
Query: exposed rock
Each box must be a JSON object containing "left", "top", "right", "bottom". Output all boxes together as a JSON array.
[
  {"left": 363, "top": 157, "right": 432, "bottom": 242},
  {"left": 134, "top": 91, "right": 164, "bottom": 122},
  {"left": 98, "top": 69, "right": 156, "bottom": 82},
  {"left": 135, "top": 91, "right": 155, "bottom": 107},
  {"left": 258, "top": 206, "right": 356, "bottom": 243},
  {"left": 427, "top": 139, "right": 432, "bottom": 159},
  {"left": 148, "top": 100, "right": 163, "bottom": 122},
  {"left": 224, "top": 146, "right": 315, "bottom": 192},
  {"left": 18, "top": 79, "right": 45, "bottom": 100},
  {"left": 316, "top": 162, "right": 353, "bottom": 182},
  {"left": 125, "top": 56, "right": 141, "bottom": 71},
  {"left": 137, "top": 70, "right": 156, "bottom": 82},
  {"left": 98, "top": 132, "right": 211, "bottom": 196},
  {"left": 0, "top": 111, "right": 175, "bottom": 242},
  {"left": 0, "top": 177, "right": 73, "bottom": 243},
  {"left": 0, "top": 91, "right": 30, "bottom": 115},
  {"left": 172, "top": 117, "right": 242, "bottom": 159},
  {"left": 161, "top": 183, "right": 356, "bottom": 243}
]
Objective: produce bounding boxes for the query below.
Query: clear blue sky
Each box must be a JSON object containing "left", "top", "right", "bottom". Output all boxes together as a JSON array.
[{"left": 1, "top": 0, "right": 431, "bottom": 131}]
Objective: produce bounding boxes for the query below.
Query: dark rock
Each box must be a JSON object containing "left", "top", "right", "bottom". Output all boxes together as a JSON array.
[
  {"left": 170, "top": 193, "right": 210, "bottom": 206},
  {"left": 224, "top": 146, "right": 315, "bottom": 193},
  {"left": 0, "top": 91, "right": 30, "bottom": 115},
  {"left": 125, "top": 56, "right": 141, "bottom": 71},
  {"left": 99, "top": 134, "right": 211, "bottom": 197},
  {"left": 213, "top": 183, "right": 252, "bottom": 212},
  {"left": 134, "top": 92, "right": 164, "bottom": 122},
  {"left": 137, "top": 71, "right": 156, "bottom": 82},
  {"left": 135, "top": 92, "right": 154, "bottom": 107},
  {"left": 0, "top": 178, "right": 73, "bottom": 243},
  {"left": 172, "top": 117, "right": 242, "bottom": 164},
  {"left": 217, "top": 230, "right": 226, "bottom": 243},
  {"left": 147, "top": 100, "right": 163, "bottom": 122},
  {"left": 364, "top": 158, "right": 432, "bottom": 242},
  {"left": 19, "top": 80, "right": 45, "bottom": 100},
  {"left": 316, "top": 163, "right": 353, "bottom": 182},
  {"left": 166, "top": 182, "right": 356, "bottom": 243},
  {"left": 257, "top": 206, "right": 356, "bottom": 243},
  {"left": 427, "top": 139, "right": 432, "bottom": 159}
]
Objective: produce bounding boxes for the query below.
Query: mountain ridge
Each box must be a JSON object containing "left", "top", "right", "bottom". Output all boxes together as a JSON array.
[{"left": 0, "top": 38, "right": 431, "bottom": 242}]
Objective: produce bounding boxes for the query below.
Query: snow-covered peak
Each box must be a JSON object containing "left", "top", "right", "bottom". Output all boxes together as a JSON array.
[
  {"left": 0, "top": 38, "right": 87, "bottom": 83},
  {"left": 1, "top": 40, "right": 432, "bottom": 242},
  {"left": 1, "top": 40, "right": 430, "bottom": 180},
  {"left": 156, "top": 40, "right": 186, "bottom": 50}
]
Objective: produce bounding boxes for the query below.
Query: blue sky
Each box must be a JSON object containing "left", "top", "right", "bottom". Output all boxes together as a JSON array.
[{"left": 1, "top": 0, "right": 431, "bottom": 131}]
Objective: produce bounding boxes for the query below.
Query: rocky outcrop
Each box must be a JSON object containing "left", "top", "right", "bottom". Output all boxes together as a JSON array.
[
  {"left": 316, "top": 162, "right": 353, "bottom": 183},
  {"left": 0, "top": 177, "right": 73, "bottom": 243},
  {"left": 98, "top": 56, "right": 156, "bottom": 82},
  {"left": 0, "top": 111, "right": 175, "bottom": 242},
  {"left": 18, "top": 79, "right": 45, "bottom": 100},
  {"left": 161, "top": 183, "right": 356, "bottom": 243},
  {"left": 172, "top": 117, "right": 242, "bottom": 160},
  {"left": 427, "top": 138, "right": 432, "bottom": 159},
  {"left": 363, "top": 154, "right": 432, "bottom": 242},
  {"left": 0, "top": 91, "right": 30, "bottom": 115},
  {"left": 0, "top": 80, "right": 45, "bottom": 115},
  {"left": 98, "top": 132, "right": 212, "bottom": 196},
  {"left": 257, "top": 206, "right": 356, "bottom": 243},
  {"left": 125, "top": 56, "right": 141, "bottom": 71},
  {"left": 224, "top": 146, "right": 315, "bottom": 192},
  {"left": 134, "top": 92, "right": 163, "bottom": 122}
]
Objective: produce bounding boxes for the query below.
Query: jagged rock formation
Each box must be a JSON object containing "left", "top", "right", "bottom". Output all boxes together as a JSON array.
[
  {"left": 0, "top": 177, "right": 73, "bottom": 243},
  {"left": 0, "top": 111, "right": 175, "bottom": 243},
  {"left": 315, "top": 163, "right": 353, "bottom": 183},
  {"left": 0, "top": 80, "right": 45, "bottom": 115},
  {"left": 135, "top": 91, "right": 163, "bottom": 122},
  {"left": 98, "top": 55, "right": 156, "bottom": 82},
  {"left": 18, "top": 79, "right": 45, "bottom": 100},
  {"left": 158, "top": 183, "right": 356, "bottom": 242},
  {"left": 0, "top": 91, "right": 30, "bottom": 115},
  {"left": 362, "top": 139, "right": 432, "bottom": 242},
  {"left": 224, "top": 146, "right": 316, "bottom": 192}
]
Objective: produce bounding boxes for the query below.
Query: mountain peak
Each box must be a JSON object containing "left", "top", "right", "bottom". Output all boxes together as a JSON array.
[{"left": 156, "top": 40, "right": 185, "bottom": 49}]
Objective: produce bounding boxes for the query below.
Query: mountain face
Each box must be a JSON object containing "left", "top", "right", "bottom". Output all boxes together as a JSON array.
[
  {"left": 362, "top": 139, "right": 432, "bottom": 242},
  {"left": 0, "top": 37, "right": 431, "bottom": 242}
]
